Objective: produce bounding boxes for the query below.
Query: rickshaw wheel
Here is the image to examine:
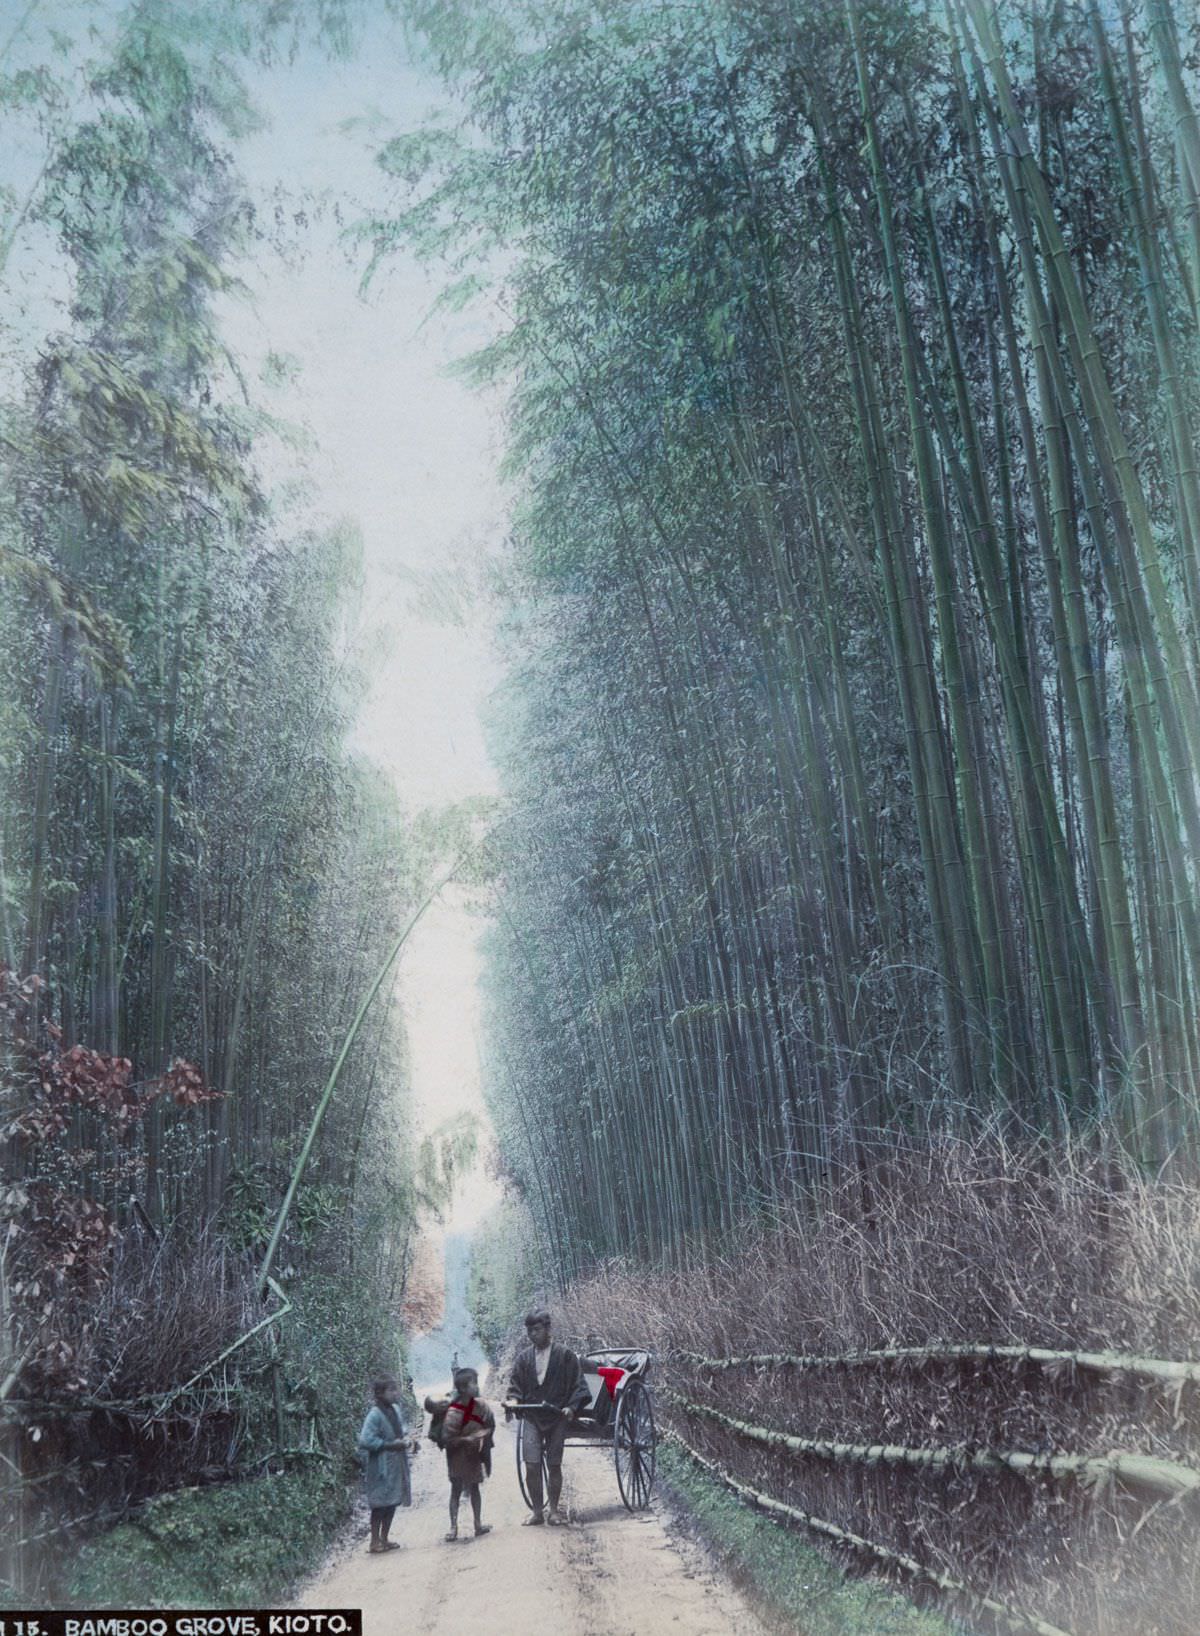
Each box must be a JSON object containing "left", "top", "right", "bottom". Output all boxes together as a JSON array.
[
  {"left": 614, "top": 1376, "right": 656, "bottom": 1511},
  {"left": 515, "top": 1415, "right": 549, "bottom": 1510}
]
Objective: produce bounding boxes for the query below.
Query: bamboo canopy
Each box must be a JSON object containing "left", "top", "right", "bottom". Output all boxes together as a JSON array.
[{"left": 427, "top": 0, "right": 1200, "bottom": 1269}]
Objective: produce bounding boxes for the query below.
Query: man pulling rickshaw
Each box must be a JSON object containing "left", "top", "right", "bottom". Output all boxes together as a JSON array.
[
  {"left": 505, "top": 1309, "right": 590, "bottom": 1525},
  {"left": 504, "top": 1309, "right": 658, "bottom": 1520}
]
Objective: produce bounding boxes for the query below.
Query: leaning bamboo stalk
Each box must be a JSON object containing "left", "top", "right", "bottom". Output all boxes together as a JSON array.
[
  {"left": 674, "top": 1342, "right": 1200, "bottom": 1387},
  {"left": 150, "top": 1274, "right": 292, "bottom": 1420},
  {"left": 807, "top": 91, "right": 981, "bottom": 1101},
  {"left": 1130, "top": 1, "right": 1199, "bottom": 321},
  {"left": 1089, "top": 2, "right": 1200, "bottom": 634},
  {"left": 662, "top": 1429, "right": 1075, "bottom": 1636},
  {"left": 961, "top": 0, "right": 1200, "bottom": 762},
  {"left": 855, "top": 12, "right": 1097, "bottom": 1096},
  {"left": 958, "top": 3, "right": 1200, "bottom": 1014},
  {"left": 256, "top": 864, "right": 456, "bottom": 1298},
  {"left": 893, "top": 86, "right": 1119, "bottom": 1092},
  {"left": 663, "top": 1390, "right": 1200, "bottom": 1499}
]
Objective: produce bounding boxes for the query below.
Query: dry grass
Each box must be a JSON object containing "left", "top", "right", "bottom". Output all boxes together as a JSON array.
[
  {"left": 62, "top": 1235, "right": 259, "bottom": 1403},
  {"left": 4, "top": 1235, "right": 263, "bottom": 1598},
  {"left": 558, "top": 1135, "right": 1200, "bottom": 1636}
]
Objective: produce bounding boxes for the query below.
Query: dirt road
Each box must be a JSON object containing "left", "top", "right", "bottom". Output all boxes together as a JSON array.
[{"left": 298, "top": 1418, "right": 771, "bottom": 1636}]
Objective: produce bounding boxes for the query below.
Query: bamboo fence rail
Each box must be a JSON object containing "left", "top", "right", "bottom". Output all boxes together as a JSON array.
[
  {"left": 674, "top": 1343, "right": 1200, "bottom": 1388},
  {"left": 662, "top": 1389, "right": 1200, "bottom": 1499},
  {"left": 663, "top": 1429, "right": 1075, "bottom": 1636},
  {"left": 0, "top": 1394, "right": 236, "bottom": 1420}
]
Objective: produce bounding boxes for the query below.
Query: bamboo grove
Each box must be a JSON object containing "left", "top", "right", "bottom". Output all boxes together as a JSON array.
[
  {"left": 377, "top": 0, "right": 1200, "bottom": 1268},
  {"left": 0, "top": 0, "right": 440, "bottom": 1488}
]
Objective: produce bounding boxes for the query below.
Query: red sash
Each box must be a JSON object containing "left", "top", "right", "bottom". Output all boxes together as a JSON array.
[{"left": 453, "top": 1396, "right": 489, "bottom": 1432}]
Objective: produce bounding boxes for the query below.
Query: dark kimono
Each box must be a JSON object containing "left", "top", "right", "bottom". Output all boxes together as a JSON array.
[
  {"left": 357, "top": 1401, "right": 411, "bottom": 1509},
  {"left": 509, "top": 1342, "right": 590, "bottom": 1430}
]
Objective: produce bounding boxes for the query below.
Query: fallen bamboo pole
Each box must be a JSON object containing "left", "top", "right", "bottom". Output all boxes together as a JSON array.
[
  {"left": 662, "top": 1429, "right": 1075, "bottom": 1636},
  {"left": 674, "top": 1342, "right": 1200, "bottom": 1388},
  {"left": 662, "top": 1388, "right": 1200, "bottom": 1499}
]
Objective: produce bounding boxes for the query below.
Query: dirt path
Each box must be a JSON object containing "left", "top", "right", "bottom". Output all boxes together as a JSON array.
[{"left": 298, "top": 1418, "right": 772, "bottom": 1636}]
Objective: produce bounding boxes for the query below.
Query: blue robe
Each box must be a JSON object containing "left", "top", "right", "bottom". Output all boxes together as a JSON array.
[{"left": 357, "top": 1403, "right": 412, "bottom": 1509}]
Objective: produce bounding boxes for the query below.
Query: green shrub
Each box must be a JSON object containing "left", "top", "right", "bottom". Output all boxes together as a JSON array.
[
  {"left": 67, "top": 1466, "right": 347, "bottom": 1609},
  {"left": 280, "top": 1270, "right": 408, "bottom": 1458}
]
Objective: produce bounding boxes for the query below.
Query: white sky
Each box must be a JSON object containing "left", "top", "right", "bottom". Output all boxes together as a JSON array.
[
  {"left": 225, "top": 19, "right": 506, "bottom": 1230},
  {"left": 1, "top": 0, "right": 507, "bottom": 1230}
]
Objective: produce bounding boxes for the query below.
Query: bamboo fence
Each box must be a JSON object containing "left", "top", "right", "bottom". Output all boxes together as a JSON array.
[
  {"left": 662, "top": 1388, "right": 1200, "bottom": 1499},
  {"left": 675, "top": 1343, "right": 1200, "bottom": 1389},
  {"left": 0, "top": 1275, "right": 293, "bottom": 1425},
  {"left": 663, "top": 1430, "right": 1075, "bottom": 1636},
  {"left": 660, "top": 1338, "right": 1200, "bottom": 1634}
]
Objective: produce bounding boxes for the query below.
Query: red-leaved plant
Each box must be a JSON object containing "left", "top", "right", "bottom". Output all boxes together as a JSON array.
[{"left": 1, "top": 964, "right": 223, "bottom": 1391}]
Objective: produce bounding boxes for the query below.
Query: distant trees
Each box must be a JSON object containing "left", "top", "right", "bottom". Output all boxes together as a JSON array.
[{"left": 386, "top": 0, "right": 1200, "bottom": 1267}]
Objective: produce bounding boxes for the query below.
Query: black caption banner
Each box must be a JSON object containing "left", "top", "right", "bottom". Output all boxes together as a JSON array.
[{"left": 0, "top": 1615, "right": 361, "bottom": 1636}]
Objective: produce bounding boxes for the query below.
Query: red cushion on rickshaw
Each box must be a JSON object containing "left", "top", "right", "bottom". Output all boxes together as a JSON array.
[{"left": 596, "top": 1365, "right": 626, "bottom": 1399}]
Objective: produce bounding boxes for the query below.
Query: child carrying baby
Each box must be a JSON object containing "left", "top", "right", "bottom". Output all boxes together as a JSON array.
[{"left": 426, "top": 1365, "right": 494, "bottom": 1542}]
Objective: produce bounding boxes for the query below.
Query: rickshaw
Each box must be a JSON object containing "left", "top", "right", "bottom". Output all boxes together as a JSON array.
[{"left": 505, "top": 1346, "right": 657, "bottom": 1512}]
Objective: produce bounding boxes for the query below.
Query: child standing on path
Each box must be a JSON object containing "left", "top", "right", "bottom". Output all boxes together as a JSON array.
[
  {"left": 437, "top": 1366, "right": 494, "bottom": 1542},
  {"left": 357, "top": 1374, "right": 413, "bottom": 1554}
]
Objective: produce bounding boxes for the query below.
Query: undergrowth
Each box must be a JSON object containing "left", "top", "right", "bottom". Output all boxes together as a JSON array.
[
  {"left": 558, "top": 1133, "right": 1200, "bottom": 1636},
  {"left": 66, "top": 1466, "right": 346, "bottom": 1608},
  {"left": 6, "top": 1257, "right": 408, "bottom": 1606}
]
